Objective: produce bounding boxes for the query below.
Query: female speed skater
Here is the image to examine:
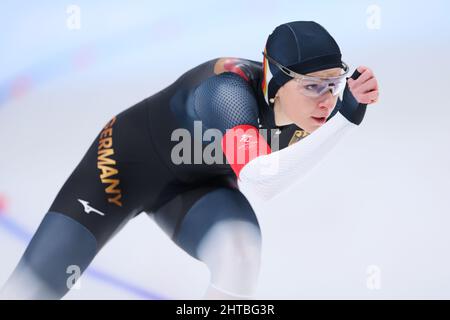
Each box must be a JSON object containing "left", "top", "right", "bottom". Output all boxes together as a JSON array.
[{"left": 1, "top": 21, "right": 379, "bottom": 299}]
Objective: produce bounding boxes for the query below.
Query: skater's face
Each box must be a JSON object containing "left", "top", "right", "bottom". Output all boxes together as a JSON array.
[{"left": 274, "top": 67, "right": 343, "bottom": 133}]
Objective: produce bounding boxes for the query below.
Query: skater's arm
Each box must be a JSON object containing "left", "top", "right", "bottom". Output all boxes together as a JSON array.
[{"left": 225, "top": 68, "right": 378, "bottom": 202}]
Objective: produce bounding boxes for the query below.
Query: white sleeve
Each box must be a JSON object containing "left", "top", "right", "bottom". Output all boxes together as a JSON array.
[{"left": 237, "top": 112, "right": 357, "bottom": 202}]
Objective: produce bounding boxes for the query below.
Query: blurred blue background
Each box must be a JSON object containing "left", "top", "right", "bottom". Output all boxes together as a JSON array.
[{"left": 1, "top": 0, "right": 450, "bottom": 299}]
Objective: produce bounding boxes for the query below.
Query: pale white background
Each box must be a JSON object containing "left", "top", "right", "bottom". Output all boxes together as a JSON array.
[{"left": 1, "top": 0, "right": 449, "bottom": 299}]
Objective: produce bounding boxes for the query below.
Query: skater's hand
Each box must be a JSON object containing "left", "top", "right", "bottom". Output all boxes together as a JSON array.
[{"left": 347, "top": 66, "right": 379, "bottom": 105}]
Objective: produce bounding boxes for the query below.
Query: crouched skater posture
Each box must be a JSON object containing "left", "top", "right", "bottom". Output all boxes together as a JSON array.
[{"left": 1, "top": 21, "right": 379, "bottom": 299}]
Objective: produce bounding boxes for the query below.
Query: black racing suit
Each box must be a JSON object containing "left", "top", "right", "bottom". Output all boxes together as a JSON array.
[{"left": 1, "top": 57, "right": 348, "bottom": 299}]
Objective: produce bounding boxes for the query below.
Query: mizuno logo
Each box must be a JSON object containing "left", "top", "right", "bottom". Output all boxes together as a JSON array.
[{"left": 78, "top": 199, "right": 105, "bottom": 216}]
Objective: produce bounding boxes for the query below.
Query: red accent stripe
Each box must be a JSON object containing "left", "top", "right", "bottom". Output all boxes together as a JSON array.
[
  {"left": 261, "top": 49, "right": 267, "bottom": 94},
  {"left": 223, "top": 60, "right": 249, "bottom": 82}
]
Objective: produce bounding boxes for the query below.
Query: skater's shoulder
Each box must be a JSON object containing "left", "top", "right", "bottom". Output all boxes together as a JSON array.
[
  {"left": 212, "top": 57, "right": 262, "bottom": 83},
  {"left": 192, "top": 64, "right": 260, "bottom": 131}
]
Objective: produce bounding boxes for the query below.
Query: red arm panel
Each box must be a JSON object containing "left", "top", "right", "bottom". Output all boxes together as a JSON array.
[{"left": 221, "top": 124, "right": 271, "bottom": 178}]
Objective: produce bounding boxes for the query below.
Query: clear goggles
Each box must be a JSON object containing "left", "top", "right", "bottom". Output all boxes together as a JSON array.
[{"left": 263, "top": 52, "right": 350, "bottom": 98}]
